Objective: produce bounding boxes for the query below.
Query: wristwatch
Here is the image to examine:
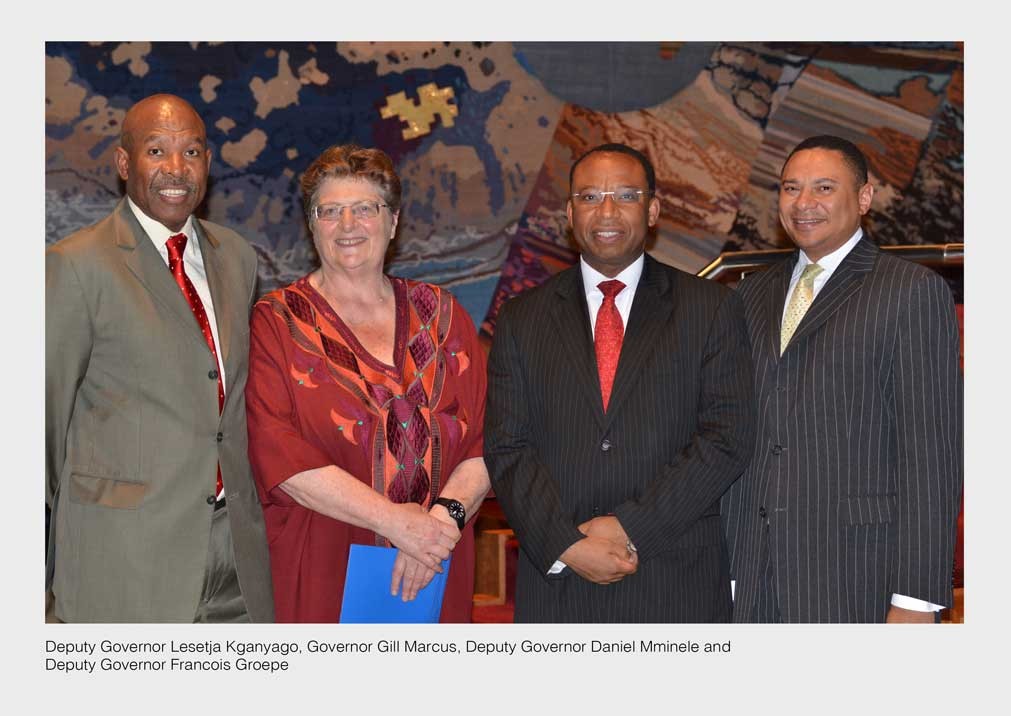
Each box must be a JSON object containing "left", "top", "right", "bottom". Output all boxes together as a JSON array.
[{"left": 433, "top": 497, "right": 466, "bottom": 531}]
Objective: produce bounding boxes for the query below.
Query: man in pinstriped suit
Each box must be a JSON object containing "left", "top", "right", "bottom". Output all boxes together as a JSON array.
[
  {"left": 485, "top": 144, "right": 755, "bottom": 622},
  {"left": 721, "top": 135, "right": 963, "bottom": 623}
]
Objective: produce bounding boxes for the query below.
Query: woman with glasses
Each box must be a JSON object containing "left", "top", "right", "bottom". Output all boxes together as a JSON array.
[{"left": 246, "top": 144, "right": 490, "bottom": 622}]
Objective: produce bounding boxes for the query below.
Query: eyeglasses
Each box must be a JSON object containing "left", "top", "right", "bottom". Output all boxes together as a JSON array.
[
  {"left": 312, "top": 201, "right": 389, "bottom": 222},
  {"left": 570, "top": 189, "right": 652, "bottom": 206}
]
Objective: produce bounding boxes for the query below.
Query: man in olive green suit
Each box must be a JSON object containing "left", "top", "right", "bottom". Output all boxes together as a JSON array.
[{"left": 45, "top": 94, "right": 273, "bottom": 622}]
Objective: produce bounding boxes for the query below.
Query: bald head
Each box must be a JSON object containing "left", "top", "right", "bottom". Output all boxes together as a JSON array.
[
  {"left": 115, "top": 93, "right": 211, "bottom": 232},
  {"left": 121, "top": 94, "right": 206, "bottom": 151}
]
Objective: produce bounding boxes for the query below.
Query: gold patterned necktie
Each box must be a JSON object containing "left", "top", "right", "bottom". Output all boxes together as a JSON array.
[{"left": 780, "top": 263, "right": 824, "bottom": 355}]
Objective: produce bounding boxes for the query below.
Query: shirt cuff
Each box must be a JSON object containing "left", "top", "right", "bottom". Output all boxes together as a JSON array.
[
  {"left": 890, "top": 593, "right": 944, "bottom": 612},
  {"left": 548, "top": 560, "right": 567, "bottom": 574}
]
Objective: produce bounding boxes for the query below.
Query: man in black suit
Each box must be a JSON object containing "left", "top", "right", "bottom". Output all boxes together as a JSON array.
[
  {"left": 484, "top": 143, "right": 755, "bottom": 622},
  {"left": 721, "top": 135, "right": 963, "bottom": 623}
]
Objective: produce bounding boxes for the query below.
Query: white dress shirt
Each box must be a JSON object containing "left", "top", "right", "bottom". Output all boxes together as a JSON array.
[
  {"left": 582, "top": 254, "right": 644, "bottom": 340},
  {"left": 775, "top": 228, "right": 940, "bottom": 613},
  {"left": 548, "top": 254, "right": 646, "bottom": 574},
  {"left": 127, "top": 198, "right": 226, "bottom": 392},
  {"left": 781, "top": 229, "right": 863, "bottom": 327}
]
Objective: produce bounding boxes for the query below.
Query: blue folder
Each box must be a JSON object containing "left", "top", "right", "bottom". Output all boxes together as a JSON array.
[{"left": 339, "top": 544, "right": 450, "bottom": 623}]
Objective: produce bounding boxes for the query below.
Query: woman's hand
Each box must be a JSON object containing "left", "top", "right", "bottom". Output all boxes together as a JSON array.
[
  {"left": 386, "top": 502, "right": 460, "bottom": 571},
  {"left": 390, "top": 551, "right": 437, "bottom": 601}
]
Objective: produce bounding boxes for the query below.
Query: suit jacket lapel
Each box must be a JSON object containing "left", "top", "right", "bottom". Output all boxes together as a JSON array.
[
  {"left": 550, "top": 268, "right": 606, "bottom": 429},
  {"left": 195, "top": 220, "right": 237, "bottom": 376},
  {"left": 603, "top": 255, "right": 673, "bottom": 426},
  {"left": 786, "top": 238, "right": 878, "bottom": 353},
  {"left": 115, "top": 200, "right": 208, "bottom": 350},
  {"left": 765, "top": 256, "right": 795, "bottom": 363}
]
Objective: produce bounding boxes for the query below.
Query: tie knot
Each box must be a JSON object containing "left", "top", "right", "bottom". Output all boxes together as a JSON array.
[
  {"left": 800, "top": 262, "right": 824, "bottom": 284},
  {"left": 166, "top": 233, "right": 188, "bottom": 263},
  {"left": 598, "top": 279, "right": 625, "bottom": 300}
]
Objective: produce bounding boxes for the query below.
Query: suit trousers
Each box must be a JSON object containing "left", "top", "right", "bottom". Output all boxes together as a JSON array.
[
  {"left": 193, "top": 504, "right": 249, "bottom": 623},
  {"left": 751, "top": 522, "right": 782, "bottom": 623}
]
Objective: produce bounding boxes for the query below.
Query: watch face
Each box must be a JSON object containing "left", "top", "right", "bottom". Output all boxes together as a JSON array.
[{"left": 438, "top": 498, "right": 465, "bottom": 528}]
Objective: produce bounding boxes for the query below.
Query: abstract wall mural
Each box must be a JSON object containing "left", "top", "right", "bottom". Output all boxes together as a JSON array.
[{"left": 45, "top": 41, "right": 963, "bottom": 336}]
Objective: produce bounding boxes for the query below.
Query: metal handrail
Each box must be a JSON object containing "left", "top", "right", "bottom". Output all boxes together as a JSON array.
[{"left": 697, "top": 243, "right": 964, "bottom": 282}]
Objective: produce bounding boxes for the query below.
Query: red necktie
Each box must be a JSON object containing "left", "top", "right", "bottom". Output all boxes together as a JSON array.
[
  {"left": 166, "top": 233, "right": 224, "bottom": 498},
  {"left": 594, "top": 279, "right": 625, "bottom": 412}
]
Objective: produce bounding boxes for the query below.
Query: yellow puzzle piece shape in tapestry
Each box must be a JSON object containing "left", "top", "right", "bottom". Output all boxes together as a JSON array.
[{"left": 380, "top": 82, "right": 458, "bottom": 140}]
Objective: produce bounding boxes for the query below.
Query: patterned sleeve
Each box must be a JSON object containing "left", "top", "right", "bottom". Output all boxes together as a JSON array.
[
  {"left": 246, "top": 299, "right": 335, "bottom": 506},
  {"left": 447, "top": 296, "right": 487, "bottom": 461}
]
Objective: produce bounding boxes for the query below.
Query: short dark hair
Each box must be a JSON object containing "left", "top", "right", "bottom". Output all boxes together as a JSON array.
[
  {"left": 783, "top": 135, "right": 868, "bottom": 187},
  {"left": 569, "top": 142, "right": 656, "bottom": 194}
]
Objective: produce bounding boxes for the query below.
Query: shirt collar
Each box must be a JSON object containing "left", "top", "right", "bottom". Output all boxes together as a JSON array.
[
  {"left": 127, "top": 196, "right": 195, "bottom": 249},
  {"left": 797, "top": 228, "right": 863, "bottom": 274},
  {"left": 580, "top": 253, "right": 645, "bottom": 297}
]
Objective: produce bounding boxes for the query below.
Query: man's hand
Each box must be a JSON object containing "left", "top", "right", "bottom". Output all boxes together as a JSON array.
[
  {"left": 578, "top": 515, "right": 630, "bottom": 546},
  {"left": 886, "top": 605, "right": 937, "bottom": 623},
  {"left": 559, "top": 536, "right": 637, "bottom": 584},
  {"left": 386, "top": 502, "right": 460, "bottom": 572}
]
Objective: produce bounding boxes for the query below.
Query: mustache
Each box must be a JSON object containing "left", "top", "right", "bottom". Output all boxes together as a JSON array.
[{"left": 151, "top": 178, "right": 197, "bottom": 192}]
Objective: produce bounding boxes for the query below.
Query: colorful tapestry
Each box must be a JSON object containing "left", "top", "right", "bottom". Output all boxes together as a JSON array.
[{"left": 44, "top": 42, "right": 963, "bottom": 335}]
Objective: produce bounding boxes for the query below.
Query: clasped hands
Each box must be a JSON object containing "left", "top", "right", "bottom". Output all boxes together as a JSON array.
[
  {"left": 389, "top": 501, "right": 461, "bottom": 602},
  {"left": 560, "top": 515, "right": 638, "bottom": 585}
]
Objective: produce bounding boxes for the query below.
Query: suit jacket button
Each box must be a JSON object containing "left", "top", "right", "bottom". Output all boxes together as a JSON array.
[
  {"left": 216, "top": 432, "right": 224, "bottom": 442},
  {"left": 601, "top": 439, "right": 611, "bottom": 452},
  {"left": 759, "top": 506, "right": 767, "bottom": 519},
  {"left": 592, "top": 506, "right": 601, "bottom": 517},
  {"left": 206, "top": 495, "right": 216, "bottom": 505},
  {"left": 209, "top": 369, "right": 219, "bottom": 380},
  {"left": 771, "top": 444, "right": 783, "bottom": 455}
]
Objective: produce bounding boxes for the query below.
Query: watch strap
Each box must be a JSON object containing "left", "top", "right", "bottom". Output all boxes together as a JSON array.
[{"left": 434, "top": 497, "right": 465, "bottom": 531}]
